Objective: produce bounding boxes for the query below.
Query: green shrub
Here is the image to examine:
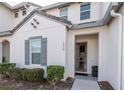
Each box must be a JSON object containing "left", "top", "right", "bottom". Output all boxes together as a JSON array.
[
  {"left": 22, "top": 68, "right": 44, "bottom": 81},
  {"left": 0, "top": 63, "right": 16, "bottom": 75},
  {"left": 7, "top": 68, "right": 23, "bottom": 80},
  {"left": 47, "top": 65, "right": 64, "bottom": 87}
]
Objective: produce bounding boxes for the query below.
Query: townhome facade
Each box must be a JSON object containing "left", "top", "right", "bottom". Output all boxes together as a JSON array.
[{"left": 0, "top": 2, "right": 124, "bottom": 90}]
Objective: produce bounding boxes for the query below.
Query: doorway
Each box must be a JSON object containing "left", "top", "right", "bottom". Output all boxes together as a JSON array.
[
  {"left": 75, "top": 34, "right": 98, "bottom": 76},
  {"left": 2, "top": 40, "right": 10, "bottom": 62},
  {"left": 75, "top": 42, "right": 87, "bottom": 73}
]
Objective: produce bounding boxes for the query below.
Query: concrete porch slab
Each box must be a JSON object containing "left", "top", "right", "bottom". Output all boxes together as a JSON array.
[{"left": 71, "top": 75, "right": 100, "bottom": 90}]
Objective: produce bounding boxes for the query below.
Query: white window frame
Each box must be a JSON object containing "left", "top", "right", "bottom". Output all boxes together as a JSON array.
[
  {"left": 60, "top": 7, "right": 68, "bottom": 20},
  {"left": 30, "top": 39, "right": 41, "bottom": 65},
  {"left": 80, "top": 3, "right": 91, "bottom": 20}
]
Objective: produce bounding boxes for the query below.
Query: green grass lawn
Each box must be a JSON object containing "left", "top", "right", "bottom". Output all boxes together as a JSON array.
[{"left": 0, "top": 85, "right": 9, "bottom": 90}]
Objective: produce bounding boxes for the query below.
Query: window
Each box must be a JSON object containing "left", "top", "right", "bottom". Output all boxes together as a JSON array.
[
  {"left": 15, "top": 12, "right": 18, "bottom": 18},
  {"left": 31, "top": 39, "right": 41, "bottom": 64},
  {"left": 80, "top": 3, "right": 91, "bottom": 20},
  {"left": 22, "top": 10, "right": 26, "bottom": 16},
  {"left": 60, "top": 8, "right": 68, "bottom": 20}
]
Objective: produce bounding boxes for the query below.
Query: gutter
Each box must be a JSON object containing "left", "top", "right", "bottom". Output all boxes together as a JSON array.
[
  {"left": 0, "top": 31, "right": 13, "bottom": 37},
  {"left": 111, "top": 9, "right": 123, "bottom": 90}
]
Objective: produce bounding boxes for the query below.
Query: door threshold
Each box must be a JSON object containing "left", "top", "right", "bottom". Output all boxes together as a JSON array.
[{"left": 75, "top": 71, "right": 88, "bottom": 76}]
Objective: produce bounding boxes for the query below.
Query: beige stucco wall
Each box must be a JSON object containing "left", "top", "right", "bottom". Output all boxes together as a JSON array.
[
  {"left": 100, "top": 2, "right": 111, "bottom": 19},
  {"left": 120, "top": 4, "right": 124, "bottom": 90},
  {"left": 0, "top": 4, "right": 14, "bottom": 32},
  {"left": 0, "top": 4, "right": 39, "bottom": 32},
  {"left": 13, "top": 5, "right": 39, "bottom": 26},
  {"left": 66, "top": 26, "right": 107, "bottom": 78},
  {"left": 0, "top": 2, "right": 123, "bottom": 89},
  {"left": 99, "top": 4, "right": 124, "bottom": 90},
  {"left": 0, "top": 14, "right": 67, "bottom": 78},
  {"left": 67, "top": 21, "right": 121, "bottom": 90},
  {"left": 46, "top": 2, "right": 101, "bottom": 24},
  {"left": 98, "top": 19, "right": 120, "bottom": 89}
]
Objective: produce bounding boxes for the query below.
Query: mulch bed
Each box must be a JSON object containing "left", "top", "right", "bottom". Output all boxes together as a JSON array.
[
  {"left": 54, "top": 77, "right": 75, "bottom": 90},
  {"left": 98, "top": 81, "right": 114, "bottom": 90},
  {"left": 0, "top": 75, "right": 74, "bottom": 90}
]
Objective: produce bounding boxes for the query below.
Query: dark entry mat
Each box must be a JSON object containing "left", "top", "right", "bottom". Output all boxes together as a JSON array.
[{"left": 75, "top": 73, "right": 88, "bottom": 76}]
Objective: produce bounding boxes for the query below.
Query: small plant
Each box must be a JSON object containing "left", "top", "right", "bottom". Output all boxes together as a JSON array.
[
  {"left": 47, "top": 65, "right": 64, "bottom": 88},
  {"left": 22, "top": 68, "right": 44, "bottom": 81},
  {"left": 2, "top": 57, "right": 8, "bottom": 63}
]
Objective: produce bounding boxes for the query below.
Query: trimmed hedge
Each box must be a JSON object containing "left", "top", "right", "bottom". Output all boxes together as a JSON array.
[
  {"left": 0, "top": 63, "right": 16, "bottom": 75},
  {"left": 22, "top": 68, "right": 44, "bottom": 81},
  {"left": 47, "top": 65, "right": 64, "bottom": 87},
  {"left": 0, "top": 62, "right": 44, "bottom": 81},
  {"left": 8, "top": 68, "right": 23, "bottom": 80}
]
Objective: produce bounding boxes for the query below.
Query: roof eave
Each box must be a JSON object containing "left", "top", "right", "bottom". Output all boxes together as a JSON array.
[
  {"left": 36, "top": 10, "right": 72, "bottom": 26},
  {"left": 0, "top": 2, "right": 123, "bottom": 36},
  {"left": 0, "top": 2, "right": 42, "bottom": 11},
  {"left": 0, "top": 10, "right": 72, "bottom": 37},
  {"left": 40, "top": 2, "right": 74, "bottom": 11},
  {"left": 0, "top": 31, "right": 13, "bottom": 37},
  {"left": 70, "top": 2, "right": 123, "bottom": 30}
]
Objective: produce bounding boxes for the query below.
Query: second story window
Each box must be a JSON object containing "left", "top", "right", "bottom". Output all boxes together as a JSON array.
[
  {"left": 22, "top": 10, "right": 26, "bottom": 16},
  {"left": 80, "top": 3, "right": 91, "bottom": 20},
  {"left": 15, "top": 12, "right": 18, "bottom": 18},
  {"left": 60, "top": 8, "right": 68, "bottom": 20}
]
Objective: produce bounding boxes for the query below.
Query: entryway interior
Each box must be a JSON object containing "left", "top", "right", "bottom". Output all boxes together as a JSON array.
[
  {"left": 75, "top": 34, "right": 98, "bottom": 80},
  {"left": 2, "top": 40, "right": 10, "bottom": 62}
]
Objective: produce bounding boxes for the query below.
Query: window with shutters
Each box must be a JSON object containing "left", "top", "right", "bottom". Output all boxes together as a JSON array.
[{"left": 30, "top": 39, "right": 41, "bottom": 64}]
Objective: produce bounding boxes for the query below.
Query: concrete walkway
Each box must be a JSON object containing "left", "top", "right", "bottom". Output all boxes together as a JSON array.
[{"left": 71, "top": 75, "right": 100, "bottom": 90}]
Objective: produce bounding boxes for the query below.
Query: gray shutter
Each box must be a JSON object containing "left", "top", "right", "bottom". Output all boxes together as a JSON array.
[
  {"left": 25, "top": 40, "right": 30, "bottom": 65},
  {"left": 41, "top": 38, "right": 47, "bottom": 66},
  {"left": 0, "top": 42, "right": 2, "bottom": 62}
]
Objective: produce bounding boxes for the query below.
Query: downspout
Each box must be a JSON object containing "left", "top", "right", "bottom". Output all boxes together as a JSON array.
[{"left": 111, "top": 9, "right": 123, "bottom": 89}]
